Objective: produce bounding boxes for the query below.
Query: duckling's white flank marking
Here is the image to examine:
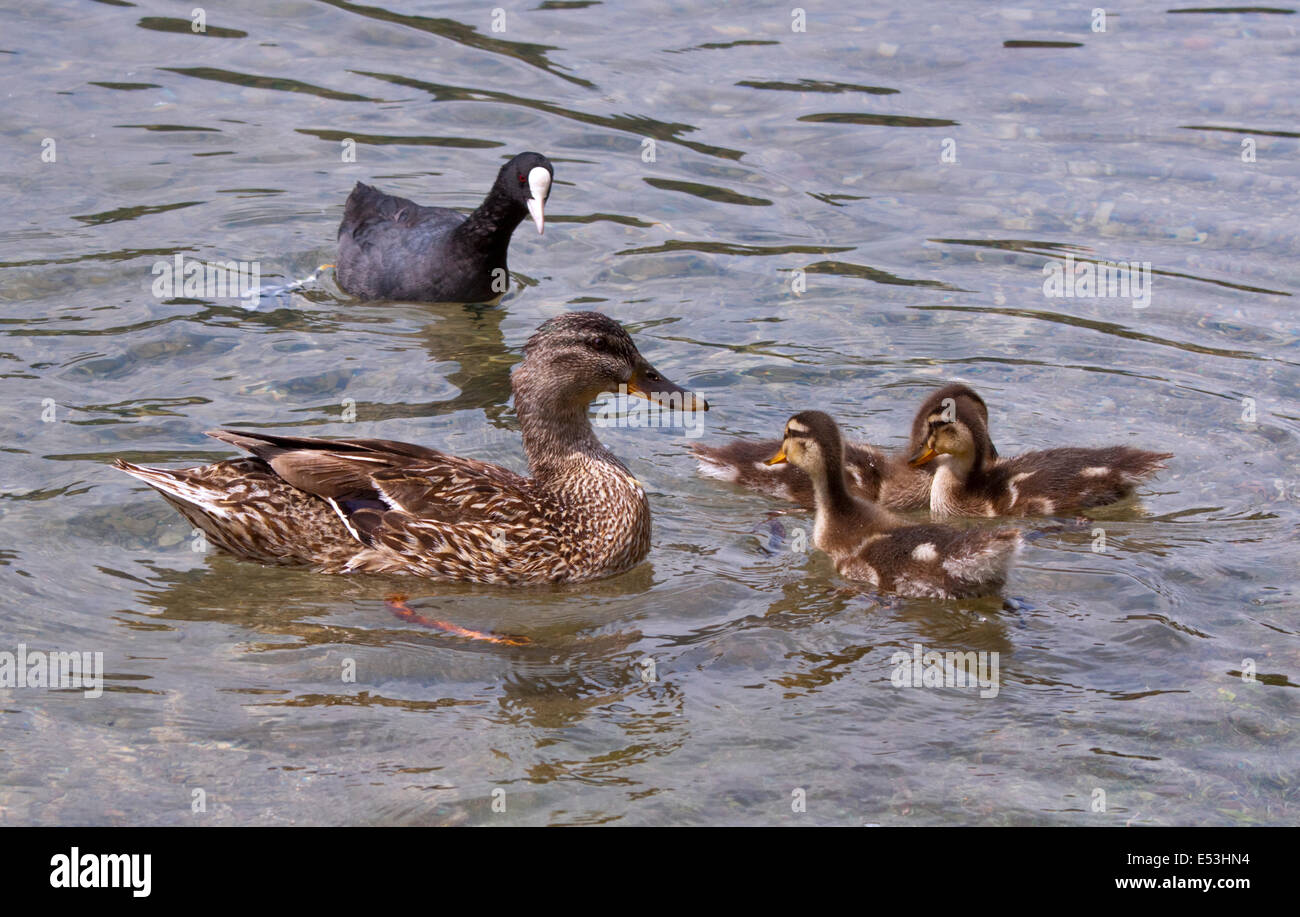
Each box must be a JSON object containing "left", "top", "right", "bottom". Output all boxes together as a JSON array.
[
  {"left": 1007, "top": 470, "right": 1036, "bottom": 506},
  {"left": 1081, "top": 466, "right": 1110, "bottom": 477},
  {"left": 911, "top": 542, "right": 939, "bottom": 562}
]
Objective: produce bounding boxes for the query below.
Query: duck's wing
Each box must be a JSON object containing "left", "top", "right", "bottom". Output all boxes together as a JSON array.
[
  {"left": 989, "top": 446, "right": 1172, "bottom": 514},
  {"left": 208, "top": 430, "right": 564, "bottom": 580}
]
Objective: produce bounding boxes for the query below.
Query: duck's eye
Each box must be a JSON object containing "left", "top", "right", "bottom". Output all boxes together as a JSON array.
[{"left": 644, "top": 370, "right": 663, "bottom": 382}]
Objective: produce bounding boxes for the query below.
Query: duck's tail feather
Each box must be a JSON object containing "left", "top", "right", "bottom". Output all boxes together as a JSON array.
[
  {"left": 113, "top": 457, "right": 331, "bottom": 566},
  {"left": 114, "top": 459, "right": 237, "bottom": 520}
]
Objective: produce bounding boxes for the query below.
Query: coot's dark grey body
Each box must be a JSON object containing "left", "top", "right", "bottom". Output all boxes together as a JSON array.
[{"left": 336, "top": 152, "right": 553, "bottom": 303}]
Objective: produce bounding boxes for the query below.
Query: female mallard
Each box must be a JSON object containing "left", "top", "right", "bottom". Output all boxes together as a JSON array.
[
  {"left": 693, "top": 384, "right": 979, "bottom": 510},
  {"left": 908, "top": 385, "right": 1172, "bottom": 518},
  {"left": 767, "top": 411, "right": 1020, "bottom": 599},
  {"left": 336, "top": 152, "right": 553, "bottom": 302},
  {"left": 114, "top": 312, "right": 706, "bottom": 585}
]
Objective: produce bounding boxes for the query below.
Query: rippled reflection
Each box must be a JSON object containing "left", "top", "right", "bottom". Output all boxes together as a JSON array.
[{"left": 0, "top": 0, "right": 1295, "bottom": 826}]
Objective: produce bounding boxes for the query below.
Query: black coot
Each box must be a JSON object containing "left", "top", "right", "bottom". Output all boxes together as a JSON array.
[{"left": 336, "top": 151, "right": 553, "bottom": 303}]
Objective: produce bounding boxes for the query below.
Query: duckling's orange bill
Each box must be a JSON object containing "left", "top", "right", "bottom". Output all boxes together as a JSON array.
[
  {"left": 765, "top": 448, "right": 787, "bottom": 466},
  {"left": 908, "top": 446, "right": 937, "bottom": 467}
]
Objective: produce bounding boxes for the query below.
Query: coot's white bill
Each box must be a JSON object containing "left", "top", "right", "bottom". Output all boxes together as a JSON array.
[{"left": 527, "top": 166, "right": 550, "bottom": 233}]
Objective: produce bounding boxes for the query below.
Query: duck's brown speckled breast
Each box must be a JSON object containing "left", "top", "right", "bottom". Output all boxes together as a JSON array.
[{"left": 545, "top": 457, "right": 652, "bottom": 582}]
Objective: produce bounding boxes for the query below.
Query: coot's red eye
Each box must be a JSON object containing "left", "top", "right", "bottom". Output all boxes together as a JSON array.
[{"left": 519, "top": 174, "right": 527, "bottom": 183}]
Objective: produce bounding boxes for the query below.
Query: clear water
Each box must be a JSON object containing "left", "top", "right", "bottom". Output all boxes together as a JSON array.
[{"left": 0, "top": 1, "right": 1296, "bottom": 825}]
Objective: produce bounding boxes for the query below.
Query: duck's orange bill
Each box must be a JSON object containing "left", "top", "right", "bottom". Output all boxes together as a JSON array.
[
  {"left": 386, "top": 595, "right": 531, "bottom": 647},
  {"left": 765, "top": 449, "right": 787, "bottom": 466},
  {"left": 908, "top": 446, "right": 937, "bottom": 467},
  {"left": 626, "top": 377, "right": 709, "bottom": 412}
]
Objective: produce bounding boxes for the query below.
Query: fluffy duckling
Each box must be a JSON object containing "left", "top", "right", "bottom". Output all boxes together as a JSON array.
[
  {"left": 767, "top": 411, "right": 1021, "bottom": 599},
  {"left": 693, "top": 385, "right": 982, "bottom": 511},
  {"left": 908, "top": 387, "right": 1172, "bottom": 518},
  {"left": 115, "top": 312, "right": 706, "bottom": 585}
]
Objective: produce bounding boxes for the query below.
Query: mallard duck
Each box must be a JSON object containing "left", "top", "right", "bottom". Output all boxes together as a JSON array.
[
  {"left": 336, "top": 152, "right": 553, "bottom": 302},
  {"left": 908, "top": 385, "right": 1172, "bottom": 518},
  {"left": 115, "top": 312, "right": 707, "bottom": 585},
  {"left": 692, "top": 384, "right": 979, "bottom": 510},
  {"left": 767, "top": 411, "right": 1020, "bottom": 599}
]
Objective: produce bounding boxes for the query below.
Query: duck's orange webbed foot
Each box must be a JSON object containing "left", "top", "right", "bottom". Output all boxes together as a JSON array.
[{"left": 385, "top": 594, "right": 531, "bottom": 647}]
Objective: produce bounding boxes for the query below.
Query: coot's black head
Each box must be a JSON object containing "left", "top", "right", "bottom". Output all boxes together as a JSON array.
[
  {"left": 516, "top": 311, "right": 707, "bottom": 411},
  {"left": 767, "top": 410, "right": 845, "bottom": 472},
  {"left": 908, "top": 383, "right": 997, "bottom": 469},
  {"left": 496, "top": 152, "right": 554, "bottom": 234}
]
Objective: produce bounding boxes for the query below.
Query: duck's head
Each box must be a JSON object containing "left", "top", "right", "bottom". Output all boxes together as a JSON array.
[
  {"left": 908, "top": 383, "right": 996, "bottom": 471},
  {"left": 765, "top": 410, "right": 844, "bottom": 476},
  {"left": 516, "top": 311, "right": 708, "bottom": 413},
  {"left": 497, "top": 152, "right": 554, "bottom": 234}
]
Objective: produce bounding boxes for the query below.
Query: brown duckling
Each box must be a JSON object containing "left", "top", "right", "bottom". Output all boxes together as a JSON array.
[
  {"left": 115, "top": 312, "right": 707, "bottom": 585},
  {"left": 693, "top": 385, "right": 984, "bottom": 511},
  {"left": 767, "top": 411, "right": 1021, "bottom": 599},
  {"left": 908, "top": 386, "right": 1172, "bottom": 518}
]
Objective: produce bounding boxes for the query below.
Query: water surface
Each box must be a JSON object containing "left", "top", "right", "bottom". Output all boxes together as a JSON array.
[{"left": 1, "top": 1, "right": 1297, "bottom": 825}]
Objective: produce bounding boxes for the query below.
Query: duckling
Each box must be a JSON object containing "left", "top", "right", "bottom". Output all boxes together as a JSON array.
[
  {"left": 693, "top": 384, "right": 982, "bottom": 511},
  {"left": 908, "top": 386, "right": 1172, "bottom": 518},
  {"left": 115, "top": 312, "right": 707, "bottom": 585},
  {"left": 767, "top": 411, "right": 1021, "bottom": 599},
  {"left": 336, "top": 152, "right": 553, "bottom": 302}
]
